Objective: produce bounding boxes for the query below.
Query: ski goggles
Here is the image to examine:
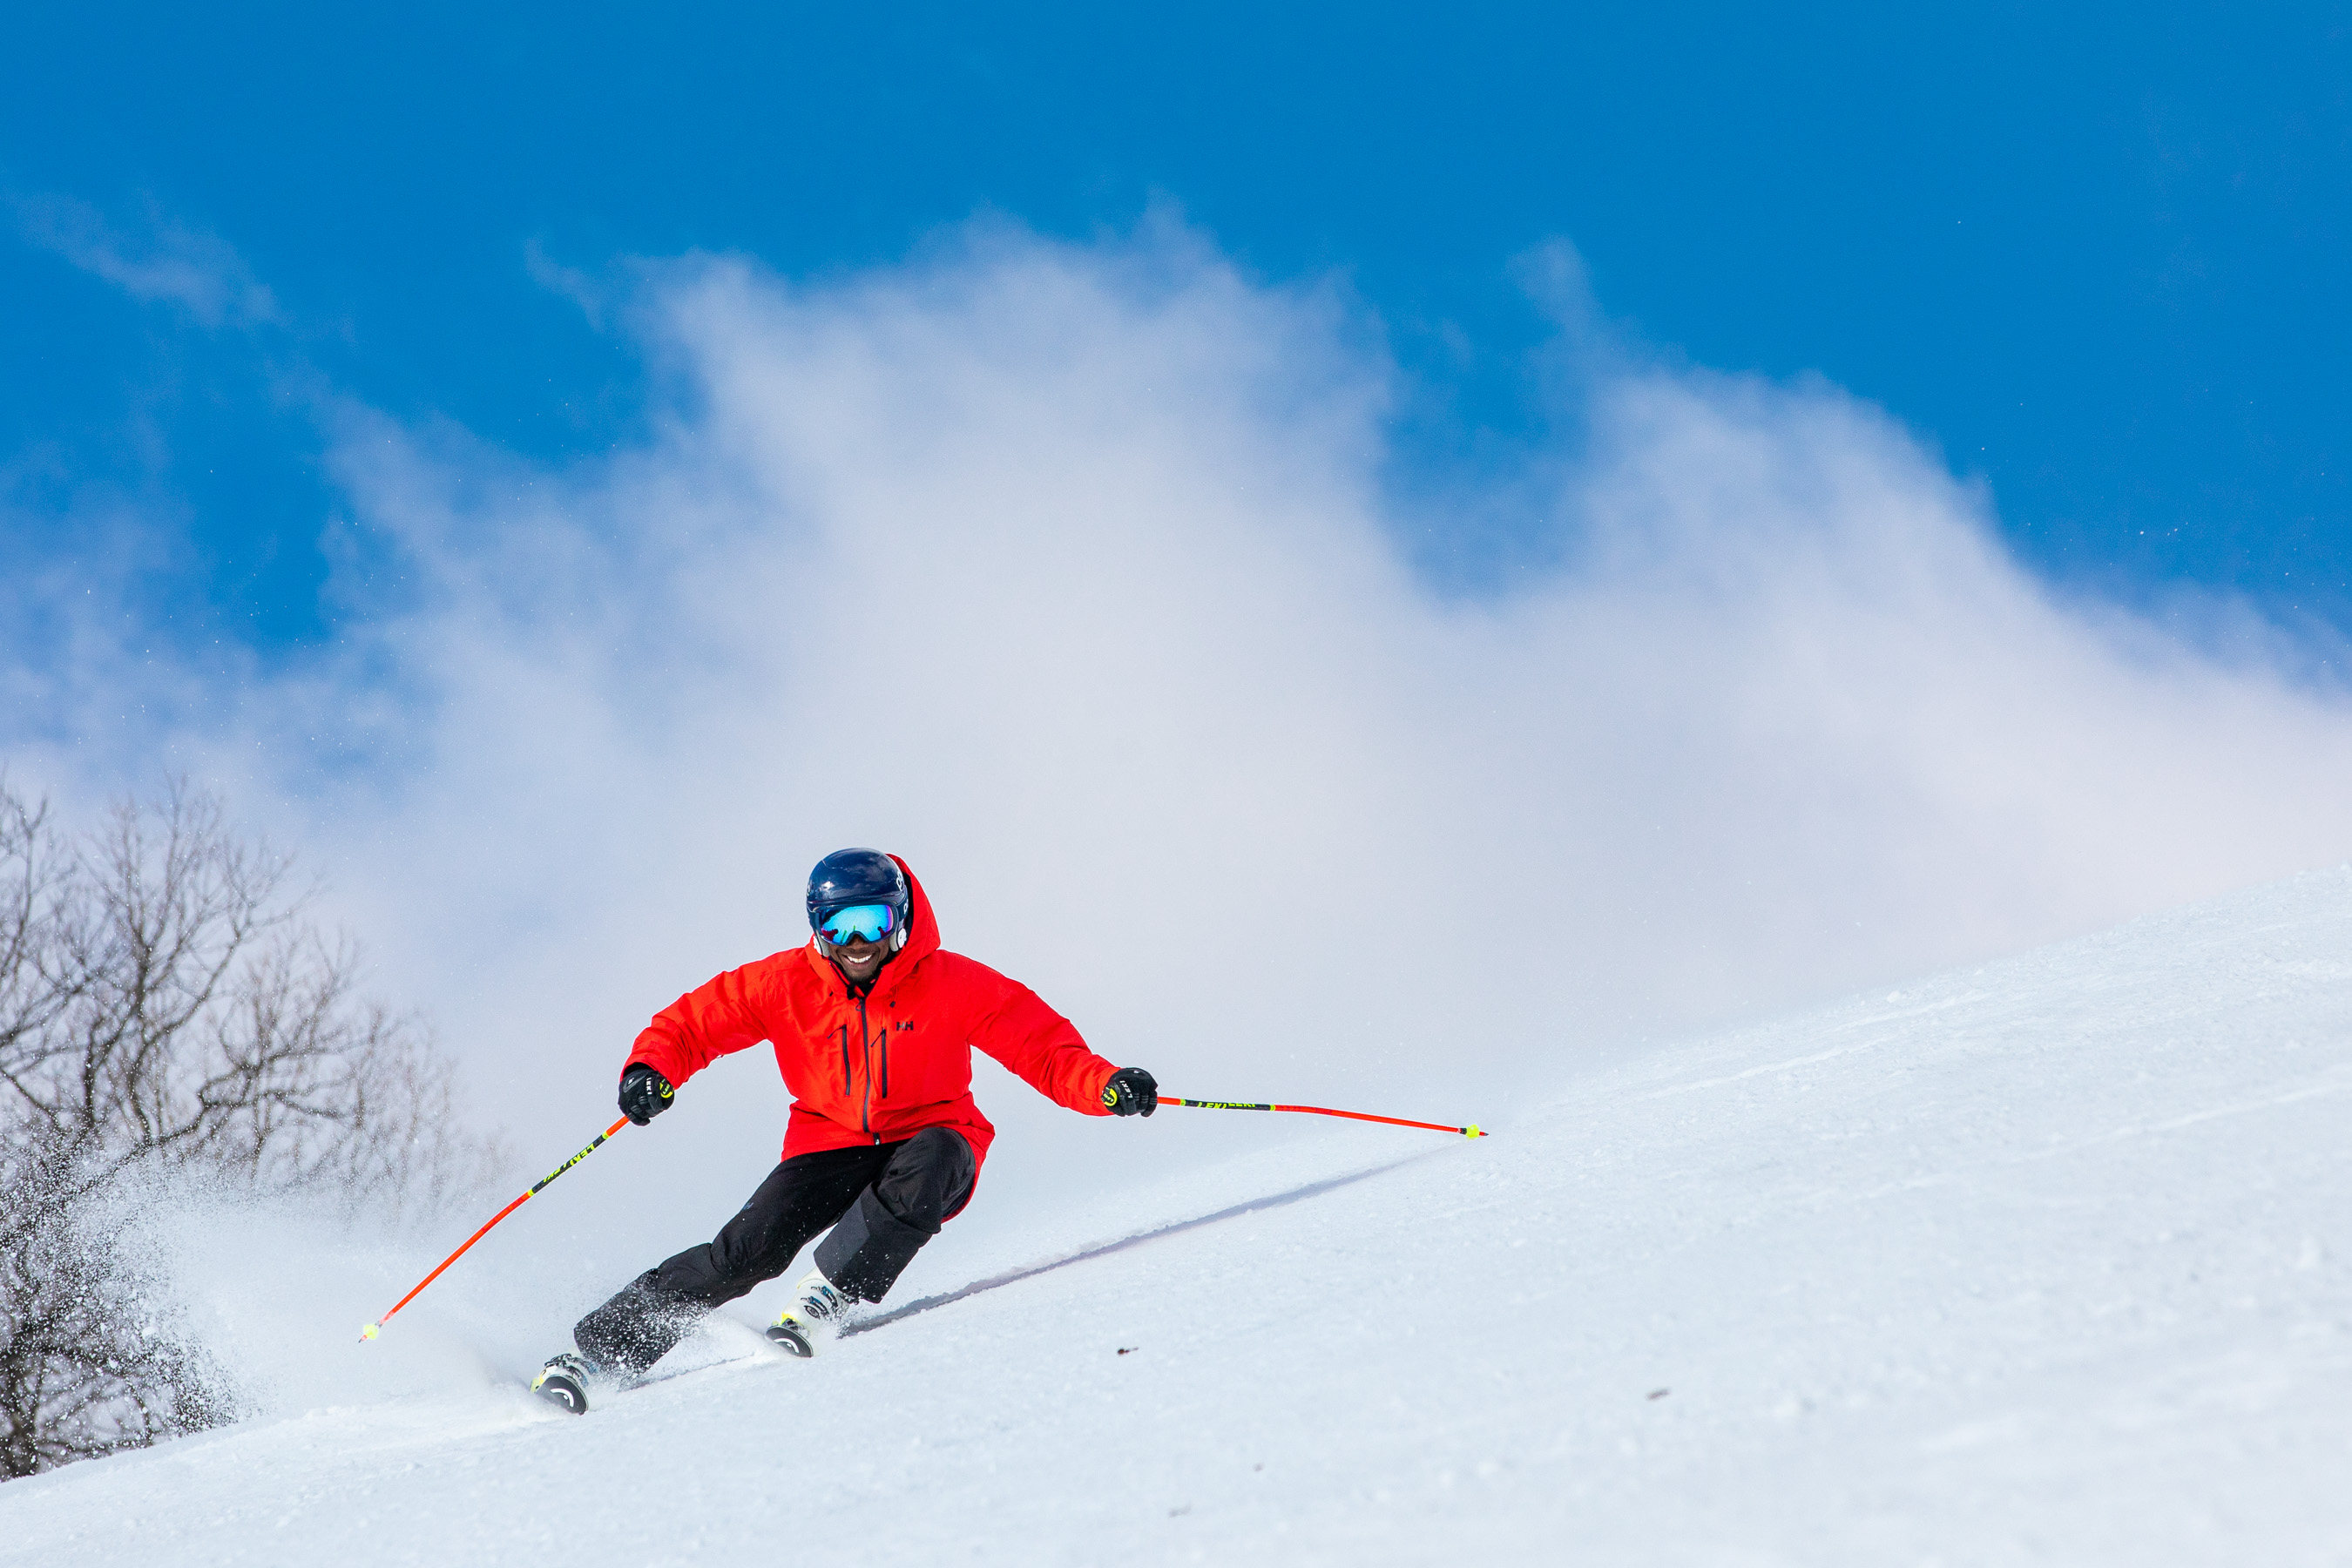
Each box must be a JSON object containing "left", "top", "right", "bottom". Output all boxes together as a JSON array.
[{"left": 818, "top": 903, "right": 897, "bottom": 944}]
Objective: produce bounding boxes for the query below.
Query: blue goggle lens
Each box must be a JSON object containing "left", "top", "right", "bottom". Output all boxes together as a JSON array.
[{"left": 819, "top": 904, "right": 896, "bottom": 944}]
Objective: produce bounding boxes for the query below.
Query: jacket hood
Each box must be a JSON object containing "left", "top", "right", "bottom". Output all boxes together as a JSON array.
[{"left": 887, "top": 854, "right": 943, "bottom": 975}]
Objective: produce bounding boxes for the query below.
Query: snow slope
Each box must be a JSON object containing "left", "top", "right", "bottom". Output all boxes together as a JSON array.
[{"left": 6, "top": 869, "right": 2352, "bottom": 1565}]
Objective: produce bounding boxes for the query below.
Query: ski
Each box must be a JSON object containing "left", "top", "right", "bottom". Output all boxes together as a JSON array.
[{"left": 528, "top": 1346, "right": 769, "bottom": 1414}]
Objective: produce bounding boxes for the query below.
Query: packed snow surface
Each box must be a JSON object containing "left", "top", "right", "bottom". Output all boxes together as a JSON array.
[{"left": 6, "top": 871, "right": 2352, "bottom": 1565}]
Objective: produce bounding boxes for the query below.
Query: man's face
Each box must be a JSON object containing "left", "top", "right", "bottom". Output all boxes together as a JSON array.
[{"left": 829, "top": 933, "right": 889, "bottom": 985}]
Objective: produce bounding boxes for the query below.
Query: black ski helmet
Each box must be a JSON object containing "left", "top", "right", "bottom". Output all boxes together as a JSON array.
[{"left": 806, "top": 848, "right": 911, "bottom": 947}]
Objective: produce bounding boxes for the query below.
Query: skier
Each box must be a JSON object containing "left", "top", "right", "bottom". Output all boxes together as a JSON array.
[{"left": 533, "top": 848, "right": 1158, "bottom": 1410}]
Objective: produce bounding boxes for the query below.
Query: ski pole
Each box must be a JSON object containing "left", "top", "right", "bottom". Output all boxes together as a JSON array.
[
  {"left": 1161, "top": 1097, "right": 1485, "bottom": 1138},
  {"left": 360, "top": 1116, "right": 630, "bottom": 1342}
]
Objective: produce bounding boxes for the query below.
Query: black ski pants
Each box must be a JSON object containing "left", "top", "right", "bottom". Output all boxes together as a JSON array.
[{"left": 573, "top": 1125, "right": 975, "bottom": 1373}]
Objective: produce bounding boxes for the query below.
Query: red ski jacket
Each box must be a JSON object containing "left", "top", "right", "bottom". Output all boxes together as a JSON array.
[{"left": 623, "top": 856, "right": 1116, "bottom": 1172}]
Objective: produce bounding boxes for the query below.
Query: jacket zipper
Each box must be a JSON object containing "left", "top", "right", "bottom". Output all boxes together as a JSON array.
[
  {"left": 857, "top": 996, "right": 876, "bottom": 1141},
  {"left": 838, "top": 1024, "right": 850, "bottom": 1088}
]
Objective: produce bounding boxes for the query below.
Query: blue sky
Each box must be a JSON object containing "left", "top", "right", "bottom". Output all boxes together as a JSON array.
[
  {"left": 6, "top": 3, "right": 2350, "bottom": 649},
  {"left": 13, "top": 3, "right": 2352, "bottom": 1183}
]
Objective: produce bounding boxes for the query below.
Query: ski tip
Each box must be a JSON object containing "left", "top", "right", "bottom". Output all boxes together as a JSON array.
[
  {"left": 765, "top": 1321, "right": 816, "bottom": 1358},
  {"left": 359, "top": 1321, "right": 382, "bottom": 1342},
  {"left": 532, "top": 1375, "right": 589, "bottom": 1414}
]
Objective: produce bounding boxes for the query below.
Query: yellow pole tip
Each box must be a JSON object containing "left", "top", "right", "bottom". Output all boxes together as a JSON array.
[
  {"left": 1464, "top": 1125, "right": 1485, "bottom": 1138},
  {"left": 359, "top": 1322, "right": 380, "bottom": 1342}
]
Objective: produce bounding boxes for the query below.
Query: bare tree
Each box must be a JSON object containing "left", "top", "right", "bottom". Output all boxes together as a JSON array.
[{"left": 0, "top": 777, "right": 501, "bottom": 1477}]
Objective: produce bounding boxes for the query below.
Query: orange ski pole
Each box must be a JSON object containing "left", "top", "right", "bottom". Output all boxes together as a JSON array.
[
  {"left": 1162, "top": 1097, "right": 1485, "bottom": 1138},
  {"left": 360, "top": 1116, "right": 630, "bottom": 1342}
]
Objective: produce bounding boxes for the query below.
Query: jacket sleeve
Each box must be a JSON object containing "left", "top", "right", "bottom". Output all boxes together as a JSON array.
[
  {"left": 967, "top": 971, "right": 1118, "bottom": 1117},
  {"left": 625, "top": 961, "right": 775, "bottom": 1090}
]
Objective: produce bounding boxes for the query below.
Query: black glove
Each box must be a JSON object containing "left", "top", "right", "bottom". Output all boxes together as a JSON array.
[
  {"left": 618, "top": 1063, "right": 675, "bottom": 1125},
  {"left": 1100, "top": 1066, "right": 1158, "bottom": 1118}
]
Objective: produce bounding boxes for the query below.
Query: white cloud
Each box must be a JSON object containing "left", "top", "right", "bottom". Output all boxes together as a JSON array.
[
  {"left": 12, "top": 218, "right": 2352, "bottom": 1229},
  {"left": 15, "top": 193, "right": 280, "bottom": 328}
]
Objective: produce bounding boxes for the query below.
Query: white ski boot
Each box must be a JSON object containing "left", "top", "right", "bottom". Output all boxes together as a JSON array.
[
  {"left": 531, "top": 1351, "right": 602, "bottom": 1414},
  {"left": 765, "top": 1267, "right": 849, "bottom": 1358}
]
